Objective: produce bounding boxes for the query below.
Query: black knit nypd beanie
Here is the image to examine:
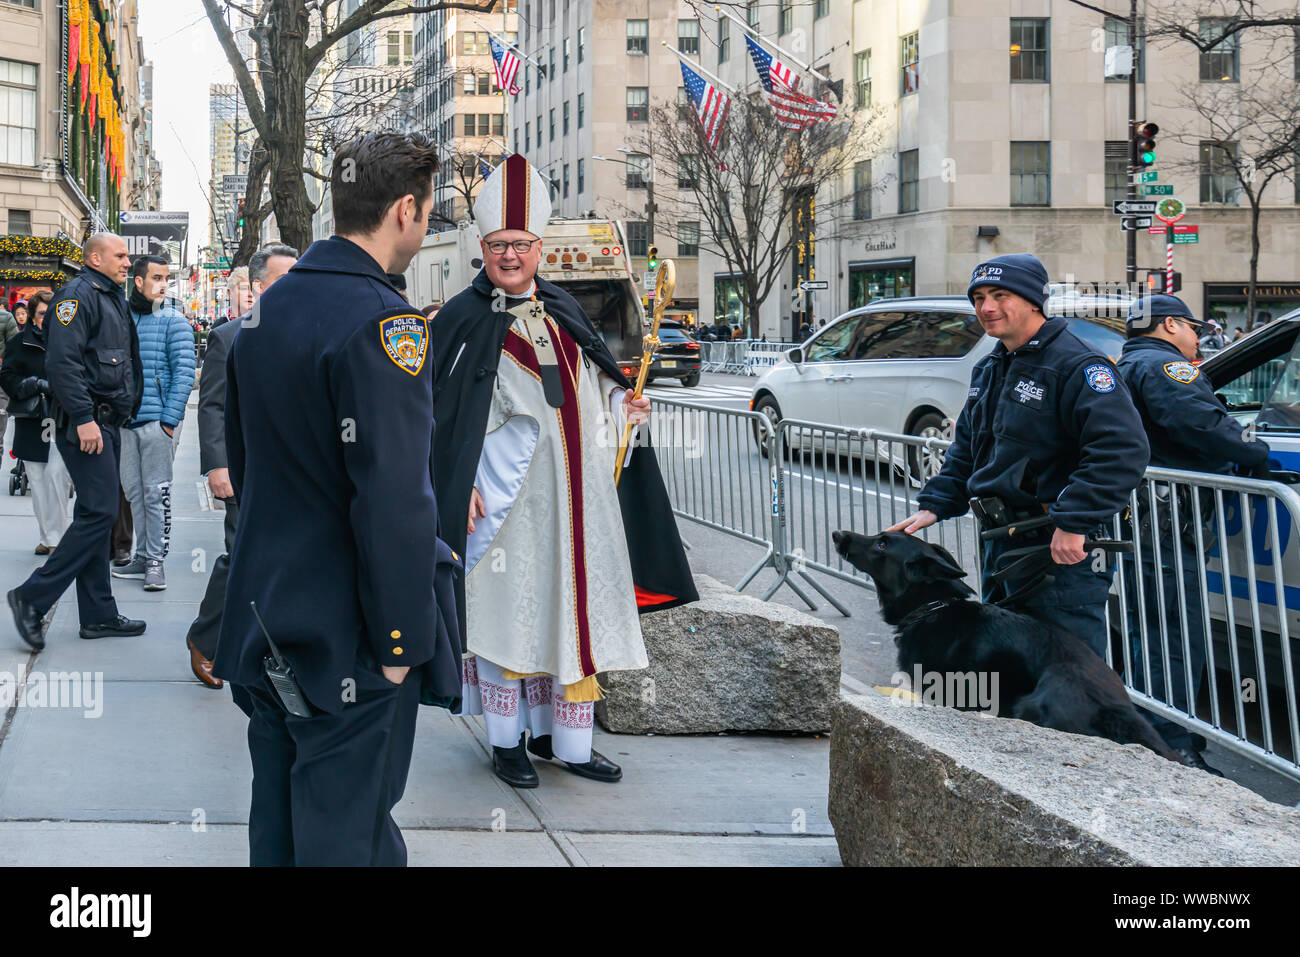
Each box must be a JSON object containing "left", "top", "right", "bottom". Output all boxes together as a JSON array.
[{"left": 967, "top": 254, "right": 1050, "bottom": 310}]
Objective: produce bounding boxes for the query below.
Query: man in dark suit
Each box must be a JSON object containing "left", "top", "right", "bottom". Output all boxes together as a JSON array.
[
  {"left": 185, "top": 243, "right": 298, "bottom": 690},
  {"left": 213, "top": 133, "right": 462, "bottom": 866}
]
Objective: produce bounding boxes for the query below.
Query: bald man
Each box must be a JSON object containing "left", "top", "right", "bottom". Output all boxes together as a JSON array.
[{"left": 8, "top": 233, "right": 147, "bottom": 651}]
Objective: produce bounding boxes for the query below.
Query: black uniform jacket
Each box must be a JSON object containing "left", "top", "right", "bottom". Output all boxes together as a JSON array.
[
  {"left": 917, "top": 317, "right": 1150, "bottom": 534},
  {"left": 44, "top": 265, "right": 142, "bottom": 426},
  {"left": 0, "top": 321, "right": 53, "bottom": 462},
  {"left": 214, "top": 237, "right": 463, "bottom": 713},
  {"left": 431, "top": 268, "right": 697, "bottom": 642},
  {"left": 1117, "top": 336, "right": 1269, "bottom": 473}
]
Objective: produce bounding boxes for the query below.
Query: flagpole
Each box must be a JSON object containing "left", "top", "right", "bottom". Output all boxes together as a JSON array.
[
  {"left": 714, "top": 4, "right": 830, "bottom": 83},
  {"left": 661, "top": 41, "right": 738, "bottom": 95}
]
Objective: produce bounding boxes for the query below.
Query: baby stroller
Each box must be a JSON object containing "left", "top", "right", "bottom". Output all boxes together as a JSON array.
[{"left": 8, "top": 451, "right": 29, "bottom": 496}]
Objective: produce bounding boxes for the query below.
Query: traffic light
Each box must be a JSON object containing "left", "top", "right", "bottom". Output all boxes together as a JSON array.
[
  {"left": 1146, "top": 270, "right": 1182, "bottom": 294},
  {"left": 647, "top": 246, "right": 659, "bottom": 270},
  {"left": 1135, "top": 122, "right": 1158, "bottom": 168},
  {"left": 236, "top": 198, "right": 246, "bottom": 233}
]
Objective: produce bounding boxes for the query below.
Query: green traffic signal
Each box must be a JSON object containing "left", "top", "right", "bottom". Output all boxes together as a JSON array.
[
  {"left": 1140, "top": 149, "right": 1156, "bottom": 165},
  {"left": 647, "top": 245, "right": 659, "bottom": 270}
]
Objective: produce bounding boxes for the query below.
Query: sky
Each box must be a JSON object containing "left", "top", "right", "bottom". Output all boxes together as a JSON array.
[{"left": 137, "top": 0, "right": 232, "bottom": 264}]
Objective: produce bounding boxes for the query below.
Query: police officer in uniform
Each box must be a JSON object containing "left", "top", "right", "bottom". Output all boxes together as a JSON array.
[
  {"left": 7, "top": 234, "right": 146, "bottom": 649},
  {"left": 889, "top": 254, "right": 1149, "bottom": 658},
  {"left": 1116, "top": 294, "right": 1268, "bottom": 773},
  {"left": 213, "top": 132, "right": 462, "bottom": 866}
]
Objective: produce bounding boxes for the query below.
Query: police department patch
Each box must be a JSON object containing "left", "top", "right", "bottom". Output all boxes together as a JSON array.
[
  {"left": 1163, "top": 361, "right": 1200, "bottom": 384},
  {"left": 55, "top": 300, "right": 78, "bottom": 326},
  {"left": 380, "top": 314, "right": 428, "bottom": 376},
  {"left": 1084, "top": 363, "right": 1116, "bottom": 393}
]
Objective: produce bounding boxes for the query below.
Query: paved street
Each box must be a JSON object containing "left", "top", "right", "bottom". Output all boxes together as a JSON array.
[{"left": 0, "top": 391, "right": 838, "bottom": 867}]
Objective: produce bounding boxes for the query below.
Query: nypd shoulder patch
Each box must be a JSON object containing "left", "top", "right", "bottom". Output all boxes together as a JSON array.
[
  {"left": 1163, "top": 361, "right": 1200, "bottom": 384},
  {"left": 55, "top": 300, "right": 78, "bottom": 326},
  {"left": 379, "top": 314, "right": 429, "bottom": 376},
  {"left": 1084, "top": 363, "right": 1116, "bottom": 393}
]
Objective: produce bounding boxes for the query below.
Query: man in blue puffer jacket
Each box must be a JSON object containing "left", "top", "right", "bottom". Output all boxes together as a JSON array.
[{"left": 113, "top": 255, "right": 195, "bottom": 591}]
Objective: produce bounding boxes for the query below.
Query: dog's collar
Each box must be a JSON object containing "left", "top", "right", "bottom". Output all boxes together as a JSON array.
[{"left": 895, "top": 599, "right": 956, "bottom": 629}]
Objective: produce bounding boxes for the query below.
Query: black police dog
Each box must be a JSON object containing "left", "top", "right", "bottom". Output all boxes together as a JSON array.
[{"left": 832, "top": 529, "right": 1179, "bottom": 761}]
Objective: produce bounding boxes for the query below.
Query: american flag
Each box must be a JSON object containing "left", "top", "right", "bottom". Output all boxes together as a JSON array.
[
  {"left": 489, "top": 36, "right": 522, "bottom": 95},
  {"left": 679, "top": 60, "right": 731, "bottom": 151},
  {"left": 744, "top": 35, "right": 837, "bottom": 131}
]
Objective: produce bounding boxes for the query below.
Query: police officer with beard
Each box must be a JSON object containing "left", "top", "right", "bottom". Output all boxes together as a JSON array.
[
  {"left": 8, "top": 233, "right": 146, "bottom": 650},
  {"left": 888, "top": 254, "right": 1149, "bottom": 661},
  {"left": 1116, "top": 294, "right": 1269, "bottom": 774}
]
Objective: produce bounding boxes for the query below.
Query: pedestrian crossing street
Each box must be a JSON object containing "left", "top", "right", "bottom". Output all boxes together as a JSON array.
[{"left": 643, "top": 382, "right": 754, "bottom": 402}]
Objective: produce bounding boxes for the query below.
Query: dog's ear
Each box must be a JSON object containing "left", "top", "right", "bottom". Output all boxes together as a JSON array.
[{"left": 904, "top": 546, "right": 968, "bottom": 582}]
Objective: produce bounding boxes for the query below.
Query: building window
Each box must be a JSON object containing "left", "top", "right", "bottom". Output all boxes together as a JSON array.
[
  {"left": 627, "top": 86, "right": 649, "bottom": 122},
  {"left": 898, "top": 149, "right": 919, "bottom": 213},
  {"left": 577, "top": 92, "right": 584, "bottom": 128},
  {"left": 1201, "top": 140, "right": 1240, "bottom": 203},
  {"left": 678, "top": 154, "right": 700, "bottom": 189},
  {"left": 464, "top": 113, "right": 476, "bottom": 135},
  {"left": 578, "top": 26, "right": 585, "bottom": 63},
  {"left": 677, "top": 85, "right": 692, "bottom": 120},
  {"left": 1104, "top": 140, "right": 1128, "bottom": 206},
  {"left": 854, "top": 50, "right": 871, "bottom": 109},
  {"left": 525, "top": 65, "right": 530, "bottom": 95},
  {"left": 563, "top": 37, "right": 570, "bottom": 72},
  {"left": 679, "top": 19, "right": 700, "bottom": 56},
  {"left": 7, "top": 208, "right": 31, "bottom": 234},
  {"left": 1010, "top": 18, "right": 1049, "bottom": 82},
  {"left": 514, "top": 126, "right": 519, "bottom": 151},
  {"left": 900, "top": 32, "right": 919, "bottom": 95},
  {"left": 1104, "top": 16, "right": 1144, "bottom": 83},
  {"left": 627, "top": 19, "right": 649, "bottom": 55},
  {"left": 549, "top": 108, "right": 555, "bottom": 141},
  {"left": 627, "top": 220, "right": 648, "bottom": 256},
  {"left": 719, "top": 18, "right": 730, "bottom": 63},
  {"left": 563, "top": 163, "right": 570, "bottom": 198},
  {"left": 626, "top": 152, "right": 650, "bottom": 188},
  {"left": 464, "top": 72, "right": 475, "bottom": 94},
  {"left": 678, "top": 221, "right": 700, "bottom": 257},
  {"left": 492, "top": 113, "right": 503, "bottom": 136},
  {"left": 549, "top": 46, "right": 555, "bottom": 80},
  {"left": 477, "top": 73, "right": 491, "bottom": 95},
  {"left": 1010, "top": 141, "right": 1050, "bottom": 206},
  {"left": 853, "top": 160, "right": 871, "bottom": 220},
  {"left": 816, "top": 0, "right": 830, "bottom": 18},
  {"left": 524, "top": 121, "right": 530, "bottom": 151},
  {"left": 779, "top": 0, "right": 793, "bottom": 35},
  {"left": 563, "top": 100, "right": 570, "bottom": 134},
  {"left": 0, "top": 60, "right": 36, "bottom": 167},
  {"left": 1200, "top": 18, "right": 1240, "bottom": 81},
  {"left": 577, "top": 158, "right": 585, "bottom": 194}
]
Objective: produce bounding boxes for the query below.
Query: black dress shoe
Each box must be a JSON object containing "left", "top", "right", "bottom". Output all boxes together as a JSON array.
[
  {"left": 491, "top": 733, "right": 539, "bottom": 789},
  {"left": 527, "top": 734, "right": 622, "bottom": 783},
  {"left": 79, "top": 615, "right": 147, "bottom": 640},
  {"left": 1175, "top": 746, "right": 1225, "bottom": 777},
  {"left": 8, "top": 588, "right": 45, "bottom": 652}
]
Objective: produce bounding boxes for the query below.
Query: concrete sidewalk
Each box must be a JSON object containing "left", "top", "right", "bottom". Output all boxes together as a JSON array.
[{"left": 0, "top": 401, "right": 838, "bottom": 866}]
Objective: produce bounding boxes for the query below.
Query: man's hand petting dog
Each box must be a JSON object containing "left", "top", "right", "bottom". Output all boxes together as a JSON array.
[{"left": 888, "top": 511, "right": 1090, "bottom": 566}]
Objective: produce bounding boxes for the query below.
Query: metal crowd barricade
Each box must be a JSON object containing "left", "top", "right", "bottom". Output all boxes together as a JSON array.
[
  {"left": 647, "top": 395, "right": 783, "bottom": 593},
  {"left": 646, "top": 397, "right": 1300, "bottom": 779},
  {"left": 771, "top": 420, "right": 981, "bottom": 614},
  {"left": 1106, "top": 467, "right": 1300, "bottom": 781}
]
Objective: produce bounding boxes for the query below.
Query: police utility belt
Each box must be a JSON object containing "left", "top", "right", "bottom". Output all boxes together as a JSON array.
[{"left": 57, "top": 399, "right": 132, "bottom": 437}]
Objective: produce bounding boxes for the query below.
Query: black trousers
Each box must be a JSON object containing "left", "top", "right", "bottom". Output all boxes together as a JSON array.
[
  {"left": 246, "top": 672, "right": 421, "bottom": 866},
  {"left": 19, "top": 423, "right": 121, "bottom": 625},
  {"left": 186, "top": 497, "right": 237, "bottom": 661}
]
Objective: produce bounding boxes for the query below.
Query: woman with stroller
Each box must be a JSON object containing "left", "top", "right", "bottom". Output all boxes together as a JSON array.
[{"left": 0, "top": 289, "right": 72, "bottom": 554}]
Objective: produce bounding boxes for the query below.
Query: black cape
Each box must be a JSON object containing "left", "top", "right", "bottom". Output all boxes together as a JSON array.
[{"left": 431, "top": 269, "right": 698, "bottom": 645}]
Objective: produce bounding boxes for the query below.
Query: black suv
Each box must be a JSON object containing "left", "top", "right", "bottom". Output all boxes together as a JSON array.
[{"left": 646, "top": 321, "right": 703, "bottom": 387}]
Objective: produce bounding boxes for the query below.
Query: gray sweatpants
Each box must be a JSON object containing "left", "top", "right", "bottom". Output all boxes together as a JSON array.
[{"left": 120, "top": 420, "right": 180, "bottom": 563}]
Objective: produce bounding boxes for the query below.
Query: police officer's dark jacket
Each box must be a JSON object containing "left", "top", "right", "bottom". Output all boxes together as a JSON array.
[
  {"left": 1117, "top": 336, "right": 1269, "bottom": 474},
  {"left": 917, "top": 317, "right": 1150, "bottom": 534},
  {"left": 213, "top": 236, "right": 463, "bottom": 714},
  {"left": 44, "top": 264, "right": 142, "bottom": 426}
]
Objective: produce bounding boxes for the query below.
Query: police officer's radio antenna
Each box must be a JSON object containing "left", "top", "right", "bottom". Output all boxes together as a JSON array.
[{"left": 250, "top": 601, "right": 288, "bottom": 670}]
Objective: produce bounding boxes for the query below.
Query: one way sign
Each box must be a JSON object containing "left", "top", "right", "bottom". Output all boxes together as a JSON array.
[
  {"left": 1112, "top": 200, "right": 1157, "bottom": 215},
  {"left": 1120, "top": 216, "right": 1152, "bottom": 230}
]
